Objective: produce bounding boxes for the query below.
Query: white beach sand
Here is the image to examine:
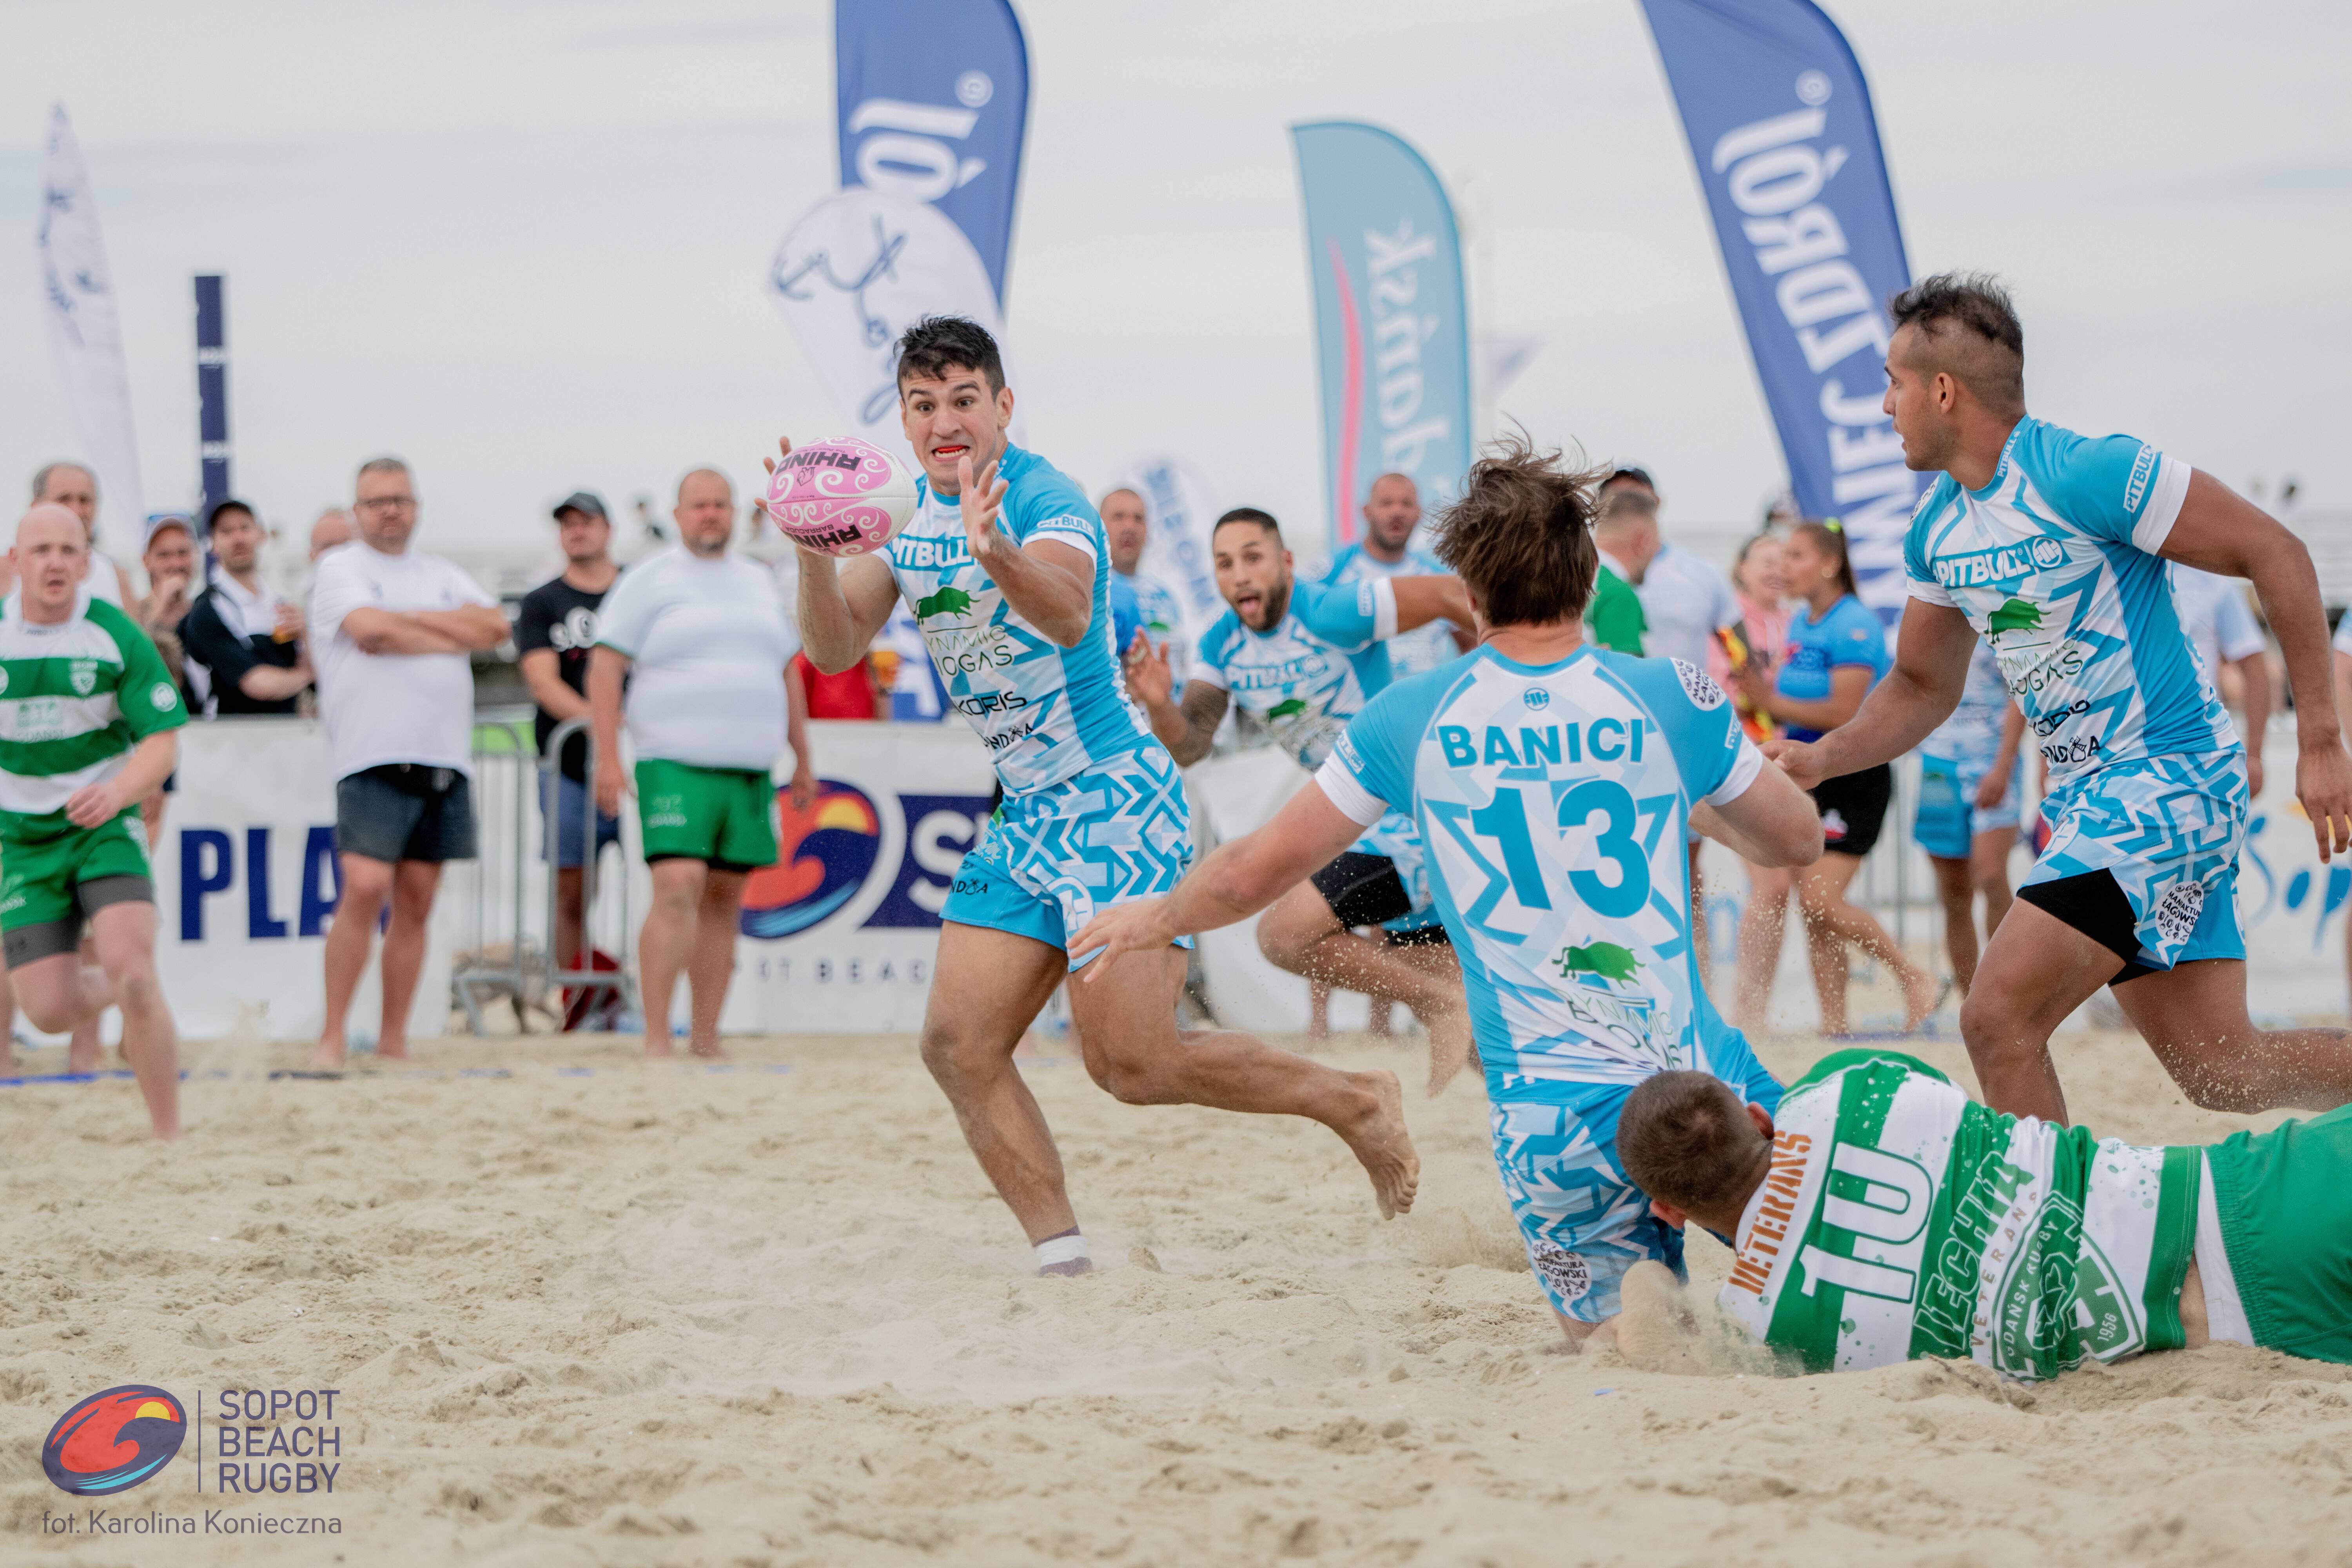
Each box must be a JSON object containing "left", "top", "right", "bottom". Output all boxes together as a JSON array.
[{"left": 4, "top": 1023, "right": 2349, "bottom": 1566}]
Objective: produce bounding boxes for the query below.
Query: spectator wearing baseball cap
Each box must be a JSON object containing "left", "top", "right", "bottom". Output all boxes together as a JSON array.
[
  {"left": 181, "top": 499, "right": 311, "bottom": 717},
  {"left": 516, "top": 490, "right": 623, "bottom": 990}
]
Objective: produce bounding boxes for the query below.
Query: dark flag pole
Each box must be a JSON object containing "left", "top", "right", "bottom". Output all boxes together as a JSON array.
[{"left": 194, "top": 273, "right": 229, "bottom": 524}]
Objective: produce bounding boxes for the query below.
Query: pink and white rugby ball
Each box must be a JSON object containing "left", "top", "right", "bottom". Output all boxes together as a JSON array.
[{"left": 762, "top": 437, "right": 916, "bottom": 556}]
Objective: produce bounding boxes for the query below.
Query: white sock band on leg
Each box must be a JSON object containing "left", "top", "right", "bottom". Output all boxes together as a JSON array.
[{"left": 1034, "top": 1233, "right": 1090, "bottom": 1269}]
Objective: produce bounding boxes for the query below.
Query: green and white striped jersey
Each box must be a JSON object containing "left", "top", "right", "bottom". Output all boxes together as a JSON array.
[
  {"left": 1719, "top": 1049, "right": 2199, "bottom": 1380},
  {"left": 0, "top": 592, "right": 187, "bottom": 819}
]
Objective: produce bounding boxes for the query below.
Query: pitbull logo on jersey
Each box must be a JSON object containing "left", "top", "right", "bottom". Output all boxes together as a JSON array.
[
  {"left": 1554, "top": 940, "right": 1640, "bottom": 984},
  {"left": 1987, "top": 597, "right": 2044, "bottom": 637},
  {"left": 915, "top": 585, "right": 977, "bottom": 624}
]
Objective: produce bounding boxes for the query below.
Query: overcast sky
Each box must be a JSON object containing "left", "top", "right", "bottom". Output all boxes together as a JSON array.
[{"left": 3, "top": 0, "right": 2347, "bottom": 566}]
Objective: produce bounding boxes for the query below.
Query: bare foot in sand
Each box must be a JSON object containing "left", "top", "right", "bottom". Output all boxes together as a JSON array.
[
  {"left": 1901, "top": 964, "right": 1942, "bottom": 1034},
  {"left": 1424, "top": 1006, "right": 1474, "bottom": 1097},
  {"left": 688, "top": 1039, "right": 726, "bottom": 1061},
  {"left": 1337, "top": 1069, "right": 1418, "bottom": 1218}
]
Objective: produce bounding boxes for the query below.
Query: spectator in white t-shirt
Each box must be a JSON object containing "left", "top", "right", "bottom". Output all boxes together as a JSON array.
[
  {"left": 1601, "top": 466, "right": 1740, "bottom": 670},
  {"left": 590, "top": 469, "right": 814, "bottom": 1060},
  {"left": 307, "top": 457, "right": 508, "bottom": 1067}
]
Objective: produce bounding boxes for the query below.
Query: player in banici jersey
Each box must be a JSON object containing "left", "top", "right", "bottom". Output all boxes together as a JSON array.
[
  {"left": 1071, "top": 439, "right": 1826, "bottom": 1343},
  {"left": 1323, "top": 472, "right": 1472, "bottom": 679},
  {"left": 1915, "top": 639, "right": 2027, "bottom": 996},
  {"left": 1768, "top": 272, "right": 2352, "bottom": 1127},
  {"left": 1126, "top": 507, "right": 1480, "bottom": 1081},
  {"left": 787, "top": 316, "right": 1421, "bottom": 1278},
  {"left": 1621, "top": 1050, "right": 2352, "bottom": 1378},
  {"left": 0, "top": 505, "right": 185, "bottom": 1138}
]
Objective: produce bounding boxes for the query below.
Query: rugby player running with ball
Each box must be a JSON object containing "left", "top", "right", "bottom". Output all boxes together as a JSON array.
[
  {"left": 780, "top": 316, "right": 1418, "bottom": 1277},
  {"left": 1768, "top": 274, "right": 2352, "bottom": 1124}
]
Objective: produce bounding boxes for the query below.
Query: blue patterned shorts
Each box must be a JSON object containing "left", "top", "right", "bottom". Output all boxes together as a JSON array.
[
  {"left": 2027, "top": 749, "right": 2249, "bottom": 971},
  {"left": 1914, "top": 751, "right": 2025, "bottom": 860},
  {"left": 942, "top": 744, "right": 1196, "bottom": 969},
  {"left": 1489, "top": 1029, "right": 1782, "bottom": 1324}
]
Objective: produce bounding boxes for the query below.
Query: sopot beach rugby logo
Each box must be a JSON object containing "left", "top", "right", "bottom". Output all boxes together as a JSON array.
[{"left": 42, "top": 1385, "right": 188, "bottom": 1496}]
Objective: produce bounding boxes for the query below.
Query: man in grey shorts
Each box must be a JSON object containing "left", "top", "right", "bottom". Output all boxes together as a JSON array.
[{"left": 307, "top": 457, "right": 507, "bottom": 1065}]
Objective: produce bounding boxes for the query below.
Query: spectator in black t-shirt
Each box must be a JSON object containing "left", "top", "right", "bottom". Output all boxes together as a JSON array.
[
  {"left": 517, "top": 491, "right": 622, "bottom": 977},
  {"left": 181, "top": 499, "right": 311, "bottom": 717}
]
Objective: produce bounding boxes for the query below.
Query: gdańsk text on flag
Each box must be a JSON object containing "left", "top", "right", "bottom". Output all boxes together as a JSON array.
[{"left": 1291, "top": 122, "right": 1472, "bottom": 561}]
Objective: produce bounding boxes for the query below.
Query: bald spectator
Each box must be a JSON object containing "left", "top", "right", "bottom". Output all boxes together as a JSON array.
[
  {"left": 309, "top": 508, "right": 354, "bottom": 561},
  {"left": 591, "top": 469, "right": 814, "bottom": 1059},
  {"left": 29, "top": 461, "right": 134, "bottom": 605},
  {"left": 308, "top": 457, "right": 506, "bottom": 1067}
]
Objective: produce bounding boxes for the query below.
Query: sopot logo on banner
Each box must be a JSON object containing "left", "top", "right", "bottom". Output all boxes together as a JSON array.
[{"left": 740, "top": 781, "right": 886, "bottom": 938}]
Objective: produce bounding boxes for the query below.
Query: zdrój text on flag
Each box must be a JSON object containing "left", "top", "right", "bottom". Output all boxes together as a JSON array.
[
  {"left": 1291, "top": 122, "right": 1471, "bottom": 559},
  {"left": 833, "top": 0, "right": 1030, "bottom": 305},
  {"left": 1639, "top": 0, "right": 1920, "bottom": 614}
]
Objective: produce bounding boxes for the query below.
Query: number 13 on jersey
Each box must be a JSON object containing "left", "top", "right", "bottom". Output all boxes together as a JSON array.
[{"left": 1436, "top": 779, "right": 1671, "bottom": 935}]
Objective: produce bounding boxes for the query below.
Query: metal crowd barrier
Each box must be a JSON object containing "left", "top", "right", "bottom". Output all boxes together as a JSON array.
[
  {"left": 539, "top": 716, "right": 639, "bottom": 1024},
  {"left": 452, "top": 719, "right": 533, "bottom": 1033},
  {"left": 448, "top": 715, "right": 638, "bottom": 1034}
]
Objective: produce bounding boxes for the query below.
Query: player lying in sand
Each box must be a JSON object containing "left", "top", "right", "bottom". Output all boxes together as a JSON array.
[{"left": 1611, "top": 1049, "right": 2352, "bottom": 1379}]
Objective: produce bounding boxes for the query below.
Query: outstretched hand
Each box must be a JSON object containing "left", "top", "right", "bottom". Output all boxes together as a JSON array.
[
  {"left": 957, "top": 454, "right": 1011, "bottom": 563},
  {"left": 1066, "top": 896, "right": 1175, "bottom": 982},
  {"left": 1123, "top": 630, "right": 1172, "bottom": 709}
]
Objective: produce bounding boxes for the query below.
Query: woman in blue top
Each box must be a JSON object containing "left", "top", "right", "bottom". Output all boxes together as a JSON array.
[{"left": 1732, "top": 521, "right": 1935, "bottom": 1036}]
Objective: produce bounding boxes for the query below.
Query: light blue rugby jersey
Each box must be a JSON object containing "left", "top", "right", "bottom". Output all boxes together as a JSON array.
[
  {"left": 1920, "top": 639, "right": 2012, "bottom": 769},
  {"left": 1323, "top": 542, "right": 1462, "bottom": 678},
  {"left": 1904, "top": 417, "right": 2233, "bottom": 787},
  {"left": 1317, "top": 647, "right": 1765, "bottom": 1087},
  {"left": 1192, "top": 575, "right": 1399, "bottom": 770},
  {"left": 888, "top": 444, "right": 1155, "bottom": 795},
  {"left": 1120, "top": 567, "right": 1189, "bottom": 687}
]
